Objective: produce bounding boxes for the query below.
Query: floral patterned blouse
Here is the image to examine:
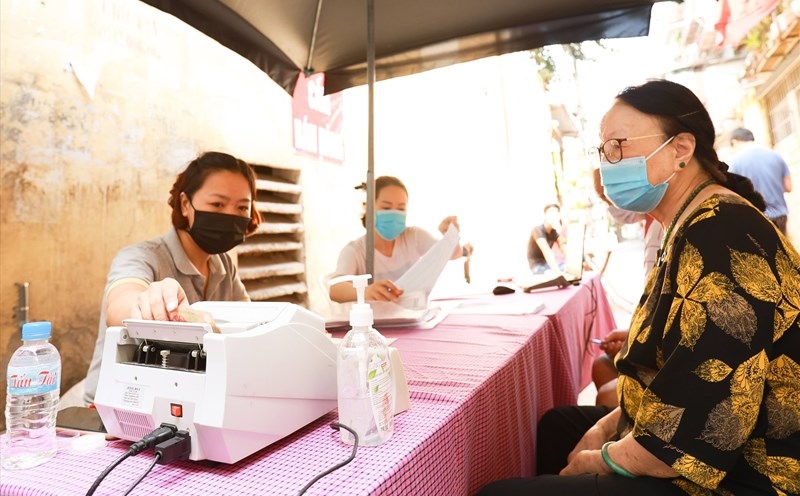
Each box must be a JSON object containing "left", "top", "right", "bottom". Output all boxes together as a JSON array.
[{"left": 615, "top": 193, "right": 800, "bottom": 495}]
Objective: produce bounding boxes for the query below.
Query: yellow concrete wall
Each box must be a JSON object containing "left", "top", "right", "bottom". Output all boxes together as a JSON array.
[{"left": 0, "top": 0, "right": 556, "bottom": 429}]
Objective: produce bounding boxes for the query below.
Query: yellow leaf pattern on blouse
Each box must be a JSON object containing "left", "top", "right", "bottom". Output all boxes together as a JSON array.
[
  {"left": 731, "top": 249, "right": 782, "bottom": 303},
  {"left": 691, "top": 272, "right": 734, "bottom": 302},
  {"left": 777, "top": 246, "right": 800, "bottom": 301},
  {"left": 619, "top": 374, "right": 644, "bottom": 419},
  {"left": 676, "top": 242, "right": 704, "bottom": 294},
  {"left": 629, "top": 306, "right": 648, "bottom": 343},
  {"left": 700, "top": 352, "right": 765, "bottom": 450},
  {"left": 730, "top": 351, "right": 768, "bottom": 418},
  {"left": 636, "top": 389, "right": 684, "bottom": 442},
  {"left": 671, "top": 478, "right": 714, "bottom": 496},
  {"left": 694, "top": 359, "right": 732, "bottom": 382},
  {"left": 744, "top": 438, "right": 800, "bottom": 494},
  {"left": 775, "top": 248, "right": 800, "bottom": 341},
  {"left": 678, "top": 298, "right": 707, "bottom": 350},
  {"left": 775, "top": 305, "right": 797, "bottom": 343},
  {"left": 673, "top": 453, "right": 727, "bottom": 489},
  {"left": 691, "top": 196, "right": 719, "bottom": 224},
  {"left": 766, "top": 355, "right": 800, "bottom": 439}
]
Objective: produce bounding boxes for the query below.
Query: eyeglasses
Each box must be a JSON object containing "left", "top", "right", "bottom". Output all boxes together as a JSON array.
[{"left": 592, "top": 134, "right": 666, "bottom": 164}]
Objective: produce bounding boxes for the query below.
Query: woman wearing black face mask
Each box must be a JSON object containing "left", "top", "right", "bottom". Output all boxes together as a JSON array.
[{"left": 83, "top": 151, "right": 261, "bottom": 405}]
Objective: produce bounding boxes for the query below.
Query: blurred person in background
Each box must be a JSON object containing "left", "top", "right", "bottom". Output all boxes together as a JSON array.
[
  {"left": 527, "top": 203, "right": 566, "bottom": 274},
  {"left": 729, "top": 127, "right": 792, "bottom": 235}
]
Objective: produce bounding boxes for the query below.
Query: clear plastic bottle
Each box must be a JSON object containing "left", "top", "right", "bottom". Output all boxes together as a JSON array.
[
  {"left": 3, "top": 321, "right": 61, "bottom": 470},
  {"left": 331, "top": 274, "right": 395, "bottom": 446}
]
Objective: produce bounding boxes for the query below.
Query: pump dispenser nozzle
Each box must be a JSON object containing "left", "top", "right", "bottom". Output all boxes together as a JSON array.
[{"left": 328, "top": 274, "right": 373, "bottom": 327}]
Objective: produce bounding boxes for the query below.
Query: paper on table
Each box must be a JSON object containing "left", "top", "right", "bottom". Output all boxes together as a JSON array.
[
  {"left": 323, "top": 301, "right": 454, "bottom": 330},
  {"left": 394, "top": 224, "right": 459, "bottom": 307},
  {"left": 449, "top": 299, "right": 545, "bottom": 315}
]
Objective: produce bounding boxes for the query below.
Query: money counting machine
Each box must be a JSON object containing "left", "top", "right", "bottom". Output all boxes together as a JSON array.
[{"left": 94, "top": 302, "right": 338, "bottom": 463}]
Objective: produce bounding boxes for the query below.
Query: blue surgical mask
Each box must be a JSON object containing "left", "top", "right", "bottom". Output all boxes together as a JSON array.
[
  {"left": 600, "top": 136, "right": 676, "bottom": 213},
  {"left": 375, "top": 210, "right": 406, "bottom": 240}
]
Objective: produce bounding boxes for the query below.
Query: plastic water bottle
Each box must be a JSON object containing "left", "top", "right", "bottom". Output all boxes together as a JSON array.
[
  {"left": 3, "top": 321, "right": 61, "bottom": 470},
  {"left": 331, "top": 275, "right": 395, "bottom": 446}
]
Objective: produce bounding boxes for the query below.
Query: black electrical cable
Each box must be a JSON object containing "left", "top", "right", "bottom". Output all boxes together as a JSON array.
[
  {"left": 583, "top": 277, "right": 600, "bottom": 357},
  {"left": 296, "top": 423, "right": 359, "bottom": 496},
  {"left": 84, "top": 450, "right": 133, "bottom": 496},
  {"left": 85, "top": 424, "right": 177, "bottom": 496},
  {"left": 122, "top": 451, "right": 162, "bottom": 496}
]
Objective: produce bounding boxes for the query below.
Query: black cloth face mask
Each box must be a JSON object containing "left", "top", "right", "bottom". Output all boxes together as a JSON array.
[{"left": 188, "top": 204, "right": 250, "bottom": 254}]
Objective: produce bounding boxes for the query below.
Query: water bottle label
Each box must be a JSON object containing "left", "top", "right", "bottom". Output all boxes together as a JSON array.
[{"left": 7, "top": 365, "right": 60, "bottom": 395}]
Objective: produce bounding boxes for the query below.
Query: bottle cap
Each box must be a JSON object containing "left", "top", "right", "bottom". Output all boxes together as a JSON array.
[
  {"left": 329, "top": 274, "right": 373, "bottom": 327},
  {"left": 22, "top": 321, "right": 52, "bottom": 341}
]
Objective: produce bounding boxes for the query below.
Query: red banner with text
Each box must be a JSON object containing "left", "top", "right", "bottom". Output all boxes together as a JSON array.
[{"left": 292, "top": 73, "right": 345, "bottom": 164}]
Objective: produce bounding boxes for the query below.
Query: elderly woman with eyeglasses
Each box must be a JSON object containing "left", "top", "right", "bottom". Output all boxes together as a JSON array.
[{"left": 478, "top": 79, "right": 800, "bottom": 496}]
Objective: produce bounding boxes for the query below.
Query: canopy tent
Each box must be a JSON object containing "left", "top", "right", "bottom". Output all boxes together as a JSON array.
[
  {"left": 140, "top": 0, "right": 676, "bottom": 276},
  {"left": 141, "top": 0, "right": 675, "bottom": 95}
]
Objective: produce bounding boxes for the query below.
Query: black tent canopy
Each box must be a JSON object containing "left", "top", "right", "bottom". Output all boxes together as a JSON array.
[{"left": 140, "top": 0, "right": 673, "bottom": 95}]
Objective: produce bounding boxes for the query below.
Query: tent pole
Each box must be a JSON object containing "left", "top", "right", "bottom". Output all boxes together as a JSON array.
[{"left": 365, "top": 0, "right": 375, "bottom": 278}]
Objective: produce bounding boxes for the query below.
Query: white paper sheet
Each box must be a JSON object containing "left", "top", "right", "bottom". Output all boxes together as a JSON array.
[
  {"left": 394, "top": 224, "right": 459, "bottom": 306},
  {"left": 449, "top": 299, "right": 545, "bottom": 315}
]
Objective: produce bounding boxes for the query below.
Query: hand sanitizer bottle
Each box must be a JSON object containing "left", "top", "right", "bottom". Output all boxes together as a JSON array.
[{"left": 331, "top": 274, "right": 395, "bottom": 446}]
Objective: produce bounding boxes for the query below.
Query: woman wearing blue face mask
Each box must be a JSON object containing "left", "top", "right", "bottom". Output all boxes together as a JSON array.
[
  {"left": 478, "top": 79, "right": 799, "bottom": 496},
  {"left": 329, "top": 175, "right": 464, "bottom": 303},
  {"left": 82, "top": 151, "right": 261, "bottom": 405}
]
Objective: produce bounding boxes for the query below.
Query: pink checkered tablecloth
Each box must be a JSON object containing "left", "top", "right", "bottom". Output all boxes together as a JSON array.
[{"left": 0, "top": 274, "right": 615, "bottom": 496}]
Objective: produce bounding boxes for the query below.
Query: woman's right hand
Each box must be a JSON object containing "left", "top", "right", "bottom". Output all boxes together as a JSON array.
[
  {"left": 566, "top": 424, "right": 608, "bottom": 463},
  {"left": 365, "top": 279, "right": 403, "bottom": 302},
  {"left": 567, "top": 407, "right": 620, "bottom": 463},
  {"left": 130, "top": 277, "right": 190, "bottom": 322},
  {"left": 600, "top": 329, "right": 630, "bottom": 358}
]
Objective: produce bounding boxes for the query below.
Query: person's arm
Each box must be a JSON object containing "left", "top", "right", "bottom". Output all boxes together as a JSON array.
[
  {"left": 566, "top": 407, "right": 621, "bottom": 457},
  {"left": 562, "top": 407, "right": 678, "bottom": 477},
  {"left": 561, "top": 433, "right": 678, "bottom": 477},
  {"left": 599, "top": 328, "right": 629, "bottom": 358},
  {"left": 105, "top": 277, "right": 189, "bottom": 325},
  {"left": 329, "top": 278, "right": 402, "bottom": 303},
  {"left": 535, "top": 236, "right": 560, "bottom": 272},
  {"left": 784, "top": 174, "right": 792, "bottom": 193}
]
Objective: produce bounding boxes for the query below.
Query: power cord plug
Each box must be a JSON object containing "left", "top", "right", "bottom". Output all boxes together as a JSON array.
[
  {"left": 155, "top": 430, "right": 191, "bottom": 464},
  {"left": 127, "top": 423, "right": 178, "bottom": 456}
]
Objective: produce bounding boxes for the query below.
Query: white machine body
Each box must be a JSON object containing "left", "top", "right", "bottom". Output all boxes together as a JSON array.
[{"left": 94, "top": 302, "right": 338, "bottom": 463}]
